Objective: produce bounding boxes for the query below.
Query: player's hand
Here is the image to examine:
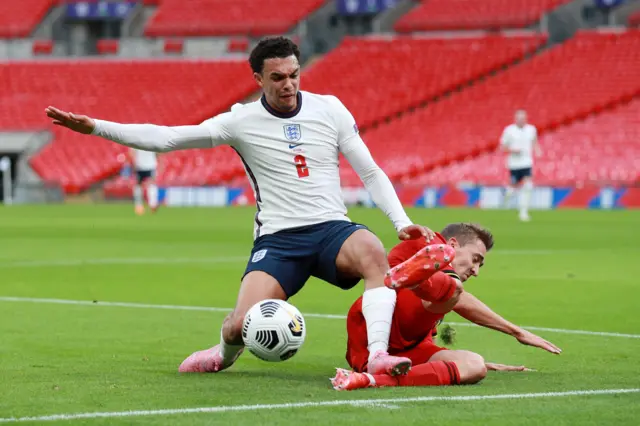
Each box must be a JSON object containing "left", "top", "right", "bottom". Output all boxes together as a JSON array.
[
  {"left": 514, "top": 329, "right": 562, "bottom": 354},
  {"left": 45, "top": 106, "right": 96, "bottom": 134},
  {"left": 398, "top": 224, "right": 436, "bottom": 242},
  {"left": 485, "top": 362, "right": 533, "bottom": 372}
]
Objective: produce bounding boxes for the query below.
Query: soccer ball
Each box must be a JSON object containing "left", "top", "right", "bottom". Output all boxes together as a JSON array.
[{"left": 242, "top": 299, "right": 306, "bottom": 362}]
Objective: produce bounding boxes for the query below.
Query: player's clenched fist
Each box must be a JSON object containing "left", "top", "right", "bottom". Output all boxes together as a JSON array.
[
  {"left": 45, "top": 106, "right": 95, "bottom": 134},
  {"left": 398, "top": 224, "right": 436, "bottom": 242}
]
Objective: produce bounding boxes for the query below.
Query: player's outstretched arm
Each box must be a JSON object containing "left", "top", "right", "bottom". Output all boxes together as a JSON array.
[
  {"left": 45, "top": 106, "right": 225, "bottom": 152},
  {"left": 453, "top": 292, "right": 562, "bottom": 354}
]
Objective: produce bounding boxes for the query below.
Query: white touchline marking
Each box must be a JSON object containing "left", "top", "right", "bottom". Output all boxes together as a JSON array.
[
  {"left": 0, "top": 257, "right": 247, "bottom": 268},
  {"left": 355, "top": 403, "right": 400, "bottom": 410},
  {"left": 0, "top": 249, "right": 594, "bottom": 268},
  {"left": 0, "top": 297, "right": 234, "bottom": 314},
  {"left": 1, "top": 297, "right": 639, "bottom": 339},
  {"left": 0, "top": 389, "right": 637, "bottom": 423}
]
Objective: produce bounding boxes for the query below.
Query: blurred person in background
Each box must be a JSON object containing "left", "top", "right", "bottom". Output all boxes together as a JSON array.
[
  {"left": 499, "top": 110, "right": 541, "bottom": 222},
  {"left": 129, "top": 148, "right": 158, "bottom": 215}
]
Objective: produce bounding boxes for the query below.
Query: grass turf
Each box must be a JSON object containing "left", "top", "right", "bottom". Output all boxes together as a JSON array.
[{"left": 0, "top": 205, "right": 638, "bottom": 425}]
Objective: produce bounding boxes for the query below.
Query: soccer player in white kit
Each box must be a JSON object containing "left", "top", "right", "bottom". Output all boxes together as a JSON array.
[
  {"left": 44, "top": 37, "right": 440, "bottom": 376},
  {"left": 129, "top": 148, "right": 159, "bottom": 215},
  {"left": 499, "top": 110, "right": 542, "bottom": 222}
]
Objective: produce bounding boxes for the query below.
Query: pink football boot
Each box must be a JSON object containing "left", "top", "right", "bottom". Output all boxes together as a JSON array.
[
  {"left": 178, "top": 344, "right": 243, "bottom": 373},
  {"left": 331, "top": 368, "right": 373, "bottom": 391}
]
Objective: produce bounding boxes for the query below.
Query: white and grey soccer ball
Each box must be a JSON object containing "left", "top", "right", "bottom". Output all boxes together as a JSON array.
[{"left": 242, "top": 299, "right": 306, "bottom": 362}]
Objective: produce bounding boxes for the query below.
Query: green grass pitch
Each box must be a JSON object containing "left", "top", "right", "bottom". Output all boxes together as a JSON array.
[{"left": 1, "top": 205, "right": 639, "bottom": 425}]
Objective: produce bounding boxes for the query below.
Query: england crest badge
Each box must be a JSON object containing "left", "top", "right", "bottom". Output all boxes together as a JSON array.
[
  {"left": 252, "top": 249, "right": 268, "bottom": 263},
  {"left": 283, "top": 124, "right": 301, "bottom": 142}
]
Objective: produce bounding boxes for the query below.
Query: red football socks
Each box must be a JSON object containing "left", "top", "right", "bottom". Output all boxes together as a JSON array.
[{"left": 371, "top": 361, "right": 461, "bottom": 387}]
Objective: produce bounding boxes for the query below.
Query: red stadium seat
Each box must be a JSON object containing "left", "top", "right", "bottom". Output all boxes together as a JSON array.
[
  {"left": 32, "top": 40, "right": 54, "bottom": 55},
  {"left": 228, "top": 38, "right": 250, "bottom": 53},
  {"left": 163, "top": 39, "right": 184, "bottom": 54},
  {"left": 0, "top": 60, "right": 257, "bottom": 193},
  {"left": 629, "top": 11, "right": 640, "bottom": 27},
  {"left": 395, "top": 0, "right": 572, "bottom": 32},
  {"left": 96, "top": 39, "right": 119, "bottom": 55},
  {"left": 144, "top": 0, "right": 325, "bottom": 37}
]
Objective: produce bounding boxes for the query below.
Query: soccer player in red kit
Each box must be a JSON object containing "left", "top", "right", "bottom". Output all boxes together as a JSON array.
[{"left": 332, "top": 223, "right": 562, "bottom": 390}]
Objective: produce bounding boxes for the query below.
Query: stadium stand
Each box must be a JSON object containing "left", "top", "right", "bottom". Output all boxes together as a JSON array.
[
  {"left": 411, "top": 98, "right": 640, "bottom": 187},
  {"left": 302, "top": 34, "right": 547, "bottom": 128},
  {"left": 355, "top": 30, "right": 640, "bottom": 182},
  {"left": 3, "top": 0, "right": 637, "bottom": 199},
  {"left": 395, "top": 0, "right": 572, "bottom": 33},
  {"left": 630, "top": 10, "right": 640, "bottom": 26},
  {"left": 144, "top": 0, "right": 326, "bottom": 37},
  {"left": 0, "top": 60, "right": 255, "bottom": 193},
  {"left": 0, "top": 0, "right": 55, "bottom": 38}
]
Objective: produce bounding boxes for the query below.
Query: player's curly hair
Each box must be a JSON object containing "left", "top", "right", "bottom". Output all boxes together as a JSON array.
[
  {"left": 440, "top": 223, "right": 494, "bottom": 251},
  {"left": 249, "top": 36, "right": 301, "bottom": 74}
]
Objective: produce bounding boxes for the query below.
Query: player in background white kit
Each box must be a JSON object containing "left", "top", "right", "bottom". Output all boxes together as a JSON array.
[
  {"left": 44, "top": 37, "right": 443, "bottom": 377},
  {"left": 499, "top": 110, "right": 542, "bottom": 222},
  {"left": 128, "top": 148, "right": 159, "bottom": 215}
]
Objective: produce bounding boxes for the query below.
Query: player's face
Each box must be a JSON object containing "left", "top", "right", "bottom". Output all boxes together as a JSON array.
[
  {"left": 449, "top": 238, "right": 487, "bottom": 282},
  {"left": 515, "top": 111, "right": 527, "bottom": 127},
  {"left": 254, "top": 55, "right": 300, "bottom": 112}
]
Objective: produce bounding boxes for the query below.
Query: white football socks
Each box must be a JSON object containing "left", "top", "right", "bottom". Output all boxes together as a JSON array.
[
  {"left": 133, "top": 185, "right": 143, "bottom": 208},
  {"left": 519, "top": 181, "right": 533, "bottom": 216},
  {"left": 362, "top": 286, "right": 396, "bottom": 362},
  {"left": 219, "top": 329, "right": 244, "bottom": 365},
  {"left": 504, "top": 186, "right": 515, "bottom": 207},
  {"left": 147, "top": 184, "right": 158, "bottom": 209}
]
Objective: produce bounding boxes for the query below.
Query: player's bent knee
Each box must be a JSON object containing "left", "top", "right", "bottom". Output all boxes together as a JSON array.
[
  {"left": 354, "top": 237, "right": 388, "bottom": 277},
  {"left": 459, "top": 353, "right": 487, "bottom": 385}
]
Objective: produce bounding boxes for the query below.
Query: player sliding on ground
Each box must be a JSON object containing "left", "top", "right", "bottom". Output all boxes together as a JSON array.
[
  {"left": 44, "top": 36, "right": 450, "bottom": 376},
  {"left": 333, "top": 223, "right": 562, "bottom": 390}
]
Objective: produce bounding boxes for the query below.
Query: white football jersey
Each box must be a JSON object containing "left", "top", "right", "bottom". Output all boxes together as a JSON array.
[
  {"left": 92, "top": 90, "right": 413, "bottom": 240},
  {"left": 500, "top": 123, "right": 537, "bottom": 170},
  {"left": 133, "top": 149, "right": 157, "bottom": 171},
  {"left": 202, "top": 91, "right": 361, "bottom": 238}
]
